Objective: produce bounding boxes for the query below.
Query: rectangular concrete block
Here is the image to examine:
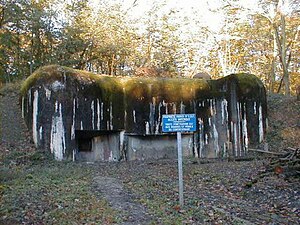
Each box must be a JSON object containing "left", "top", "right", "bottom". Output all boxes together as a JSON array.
[{"left": 126, "top": 134, "right": 194, "bottom": 160}]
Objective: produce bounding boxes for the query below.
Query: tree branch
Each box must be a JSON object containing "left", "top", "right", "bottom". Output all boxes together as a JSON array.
[
  {"left": 0, "top": 7, "right": 5, "bottom": 29},
  {"left": 287, "top": 51, "right": 292, "bottom": 68},
  {"left": 277, "top": 75, "right": 284, "bottom": 93}
]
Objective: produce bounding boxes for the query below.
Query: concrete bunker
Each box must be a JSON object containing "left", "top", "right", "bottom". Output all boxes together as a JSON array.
[
  {"left": 126, "top": 134, "right": 194, "bottom": 160},
  {"left": 20, "top": 65, "right": 267, "bottom": 161},
  {"left": 75, "top": 130, "right": 121, "bottom": 161}
]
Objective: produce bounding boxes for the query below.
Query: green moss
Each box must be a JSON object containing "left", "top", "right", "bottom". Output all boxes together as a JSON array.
[
  {"left": 21, "top": 66, "right": 265, "bottom": 102},
  {"left": 234, "top": 73, "right": 264, "bottom": 89},
  {"left": 215, "top": 73, "right": 265, "bottom": 99},
  {"left": 20, "top": 65, "right": 64, "bottom": 95},
  {"left": 20, "top": 65, "right": 124, "bottom": 97},
  {"left": 123, "top": 77, "right": 211, "bottom": 102}
]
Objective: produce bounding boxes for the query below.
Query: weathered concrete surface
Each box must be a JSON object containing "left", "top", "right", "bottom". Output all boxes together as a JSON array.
[
  {"left": 76, "top": 131, "right": 120, "bottom": 161},
  {"left": 127, "top": 134, "right": 193, "bottom": 160},
  {"left": 20, "top": 65, "right": 267, "bottom": 161}
]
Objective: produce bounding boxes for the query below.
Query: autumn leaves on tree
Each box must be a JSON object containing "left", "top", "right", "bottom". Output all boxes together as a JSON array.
[{"left": 0, "top": 0, "right": 299, "bottom": 95}]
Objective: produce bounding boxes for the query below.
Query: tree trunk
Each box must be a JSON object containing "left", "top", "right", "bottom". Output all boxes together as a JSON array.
[
  {"left": 269, "top": 31, "right": 277, "bottom": 93},
  {"left": 274, "top": 15, "right": 290, "bottom": 96},
  {"left": 280, "top": 15, "right": 290, "bottom": 96},
  {"left": 0, "top": 6, "right": 4, "bottom": 29},
  {"left": 269, "top": 59, "right": 275, "bottom": 92}
]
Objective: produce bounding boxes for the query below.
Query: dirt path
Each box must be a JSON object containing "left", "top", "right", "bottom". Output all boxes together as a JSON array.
[
  {"left": 93, "top": 176, "right": 152, "bottom": 224},
  {"left": 92, "top": 160, "right": 300, "bottom": 225}
]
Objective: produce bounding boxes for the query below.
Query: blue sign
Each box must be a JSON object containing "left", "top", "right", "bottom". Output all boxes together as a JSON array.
[{"left": 162, "top": 114, "right": 196, "bottom": 132}]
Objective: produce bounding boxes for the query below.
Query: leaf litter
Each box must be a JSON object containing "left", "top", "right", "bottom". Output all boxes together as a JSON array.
[{"left": 0, "top": 84, "right": 299, "bottom": 224}]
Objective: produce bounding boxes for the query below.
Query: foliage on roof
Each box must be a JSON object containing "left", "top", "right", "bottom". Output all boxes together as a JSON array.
[{"left": 20, "top": 65, "right": 265, "bottom": 100}]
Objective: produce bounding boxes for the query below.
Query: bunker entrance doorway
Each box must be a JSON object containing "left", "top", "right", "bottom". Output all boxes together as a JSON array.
[{"left": 75, "top": 130, "right": 120, "bottom": 162}]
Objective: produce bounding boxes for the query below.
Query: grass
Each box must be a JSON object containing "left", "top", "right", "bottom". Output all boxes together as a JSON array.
[
  {"left": 1, "top": 81, "right": 121, "bottom": 224},
  {"left": 122, "top": 167, "right": 209, "bottom": 224},
  {"left": 0, "top": 151, "right": 120, "bottom": 224}
]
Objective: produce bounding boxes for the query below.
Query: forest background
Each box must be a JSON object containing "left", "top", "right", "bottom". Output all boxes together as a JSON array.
[{"left": 0, "top": 0, "right": 299, "bottom": 95}]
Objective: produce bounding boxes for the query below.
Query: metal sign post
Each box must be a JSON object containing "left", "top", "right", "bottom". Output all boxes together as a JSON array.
[
  {"left": 177, "top": 131, "right": 184, "bottom": 207},
  {"left": 162, "top": 114, "right": 196, "bottom": 208}
]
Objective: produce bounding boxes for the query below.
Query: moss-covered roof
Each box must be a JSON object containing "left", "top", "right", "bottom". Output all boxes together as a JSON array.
[
  {"left": 225, "top": 73, "right": 265, "bottom": 98},
  {"left": 20, "top": 65, "right": 124, "bottom": 95},
  {"left": 20, "top": 65, "right": 265, "bottom": 100}
]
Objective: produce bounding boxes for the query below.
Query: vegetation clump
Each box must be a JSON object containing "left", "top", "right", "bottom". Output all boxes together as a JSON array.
[{"left": 23, "top": 65, "right": 267, "bottom": 97}]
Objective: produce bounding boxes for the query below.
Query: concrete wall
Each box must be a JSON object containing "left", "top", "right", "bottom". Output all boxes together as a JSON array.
[
  {"left": 126, "top": 134, "right": 193, "bottom": 160},
  {"left": 76, "top": 132, "right": 120, "bottom": 162},
  {"left": 21, "top": 66, "right": 268, "bottom": 161}
]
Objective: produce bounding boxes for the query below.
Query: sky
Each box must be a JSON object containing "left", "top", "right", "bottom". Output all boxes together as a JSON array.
[
  {"left": 60, "top": 0, "right": 298, "bottom": 33},
  {"left": 89, "top": 0, "right": 229, "bottom": 32}
]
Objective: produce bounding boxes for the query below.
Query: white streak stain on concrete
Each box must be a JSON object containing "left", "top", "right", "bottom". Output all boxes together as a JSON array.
[
  {"left": 233, "top": 123, "right": 238, "bottom": 156},
  {"left": 73, "top": 149, "right": 76, "bottom": 161},
  {"left": 213, "top": 123, "right": 219, "bottom": 156},
  {"left": 110, "top": 102, "right": 113, "bottom": 130},
  {"left": 172, "top": 103, "right": 176, "bottom": 114},
  {"left": 51, "top": 81, "right": 65, "bottom": 92},
  {"left": 253, "top": 102, "right": 257, "bottom": 114},
  {"left": 39, "top": 126, "right": 43, "bottom": 141},
  {"left": 124, "top": 110, "right": 127, "bottom": 125},
  {"left": 133, "top": 110, "right": 136, "bottom": 123},
  {"left": 101, "top": 102, "right": 104, "bottom": 120},
  {"left": 163, "top": 100, "right": 168, "bottom": 114},
  {"left": 21, "top": 97, "right": 25, "bottom": 119},
  {"left": 145, "top": 122, "right": 150, "bottom": 135},
  {"left": 45, "top": 88, "right": 51, "bottom": 100},
  {"left": 108, "top": 150, "right": 113, "bottom": 161},
  {"left": 71, "top": 98, "right": 76, "bottom": 140},
  {"left": 221, "top": 100, "right": 225, "bottom": 124},
  {"left": 227, "top": 127, "right": 230, "bottom": 142},
  {"left": 97, "top": 99, "right": 100, "bottom": 130},
  {"left": 258, "top": 104, "right": 264, "bottom": 143},
  {"left": 237, "top": 102, "right": 241, "bottom": 156},
  {"left": 223, "top": 142, "right": 227, "bottom": 157},
  {"left": 91, "top": 100, "right": 95, "bottom": 129},
  {"left": 209, "top": 99, "right": 213, "bottom": 115},
  {"left": 199, "top": 118, "right": 204, "bottom": 157},
  {"left": 242, "top": 104, "right": 249, "bottom": 151},
  {"left": 180, "top": 101, "right": 185, "bottom": 113},
  {"left": 50, "top": 102, "right": 65, "bottom": 160},
  {"left": 221, "top": 99, "right": 228, "bottom": 124},
  {"left": 32, "top": 90, "right": 39, "bottom": 147},
  {"left": 155, "top": 102, "right": 162, "bottom": 134},
  {"left": 27, "top": 90, "right": 31, "bottom": 113},
  {"left": 149, "top": 99, "right": 155, "bottom": 134},
  {"left": 120, "top": 130, "right": 125, "bottom": 156},
  {"left": 230, "top": 121, "right": 234, "bottom": 153},
  {"left": 211, "top": 99, "right": 216, "bottom": 115}
]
